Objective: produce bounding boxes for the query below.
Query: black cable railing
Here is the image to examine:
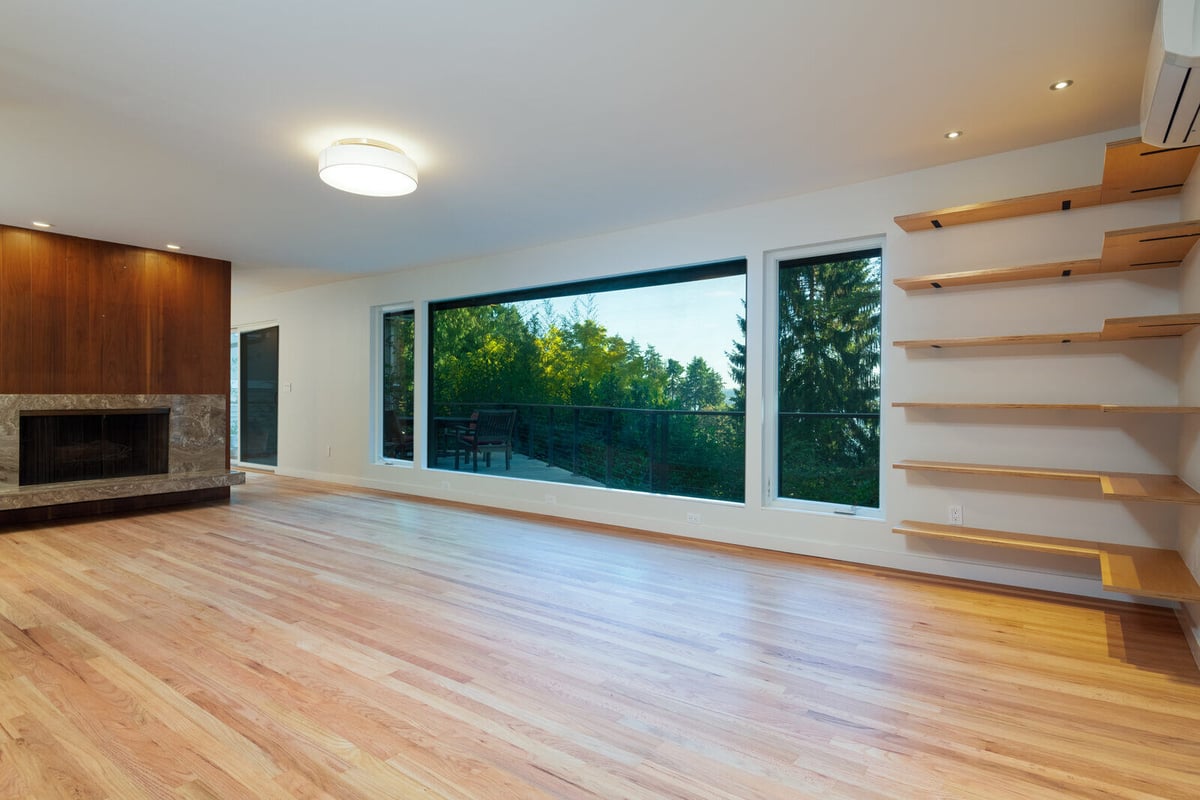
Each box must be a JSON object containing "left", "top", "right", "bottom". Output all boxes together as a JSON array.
[
  {"left": 431, "top": 401, "right": 746, "bottom": 501},
  {"left": 421, "top": 403, "right": 880, "bottom": 506}
]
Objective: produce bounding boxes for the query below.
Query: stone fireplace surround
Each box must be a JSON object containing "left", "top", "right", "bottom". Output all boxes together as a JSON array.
[{"left": 0, "top": 394, "right": 244, "bottom": 511}]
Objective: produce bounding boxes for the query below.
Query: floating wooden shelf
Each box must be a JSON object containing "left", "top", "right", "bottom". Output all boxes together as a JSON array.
[
  {"left": 892, "top": 402, "right": 1200, "bottom": 414},
  {"left": 894, "top": 139, "right": 1200, "bottom": 232},
  {"left": 893, "top": 186, "right": 1103, "bottom": 233},
  {"left": 895, "top": 460, "right": 1098, "bottom": 483},
  {"left": 895, "top": 520, "right": 1101, "bottom": 557},
  {"left": 893, "top": 313, "right": 1200, "bottom": 349},
  {"left": 893, "top": 460, "right": 1200, "bottom": 504},
  {"left": 1099, "top": 137, "right": 1200, "bottom": 205},
  {"left": 1099, "top": 219, "right": 1200, "bottom": 272},
  {"left": 1100, "top": 312, "right": 1200, "bottom": 339},
  {"left": 892, "top": 138, "right": 1200, "bottom": 606},
  {"left": 893, "top": 219, "right": 1200, "bottom": 291},
  {"left": 894, "top": 520, "right": 1200, "bottom": 602},
  {"left": 1101, "top": 545, "right": 1200, "bottom": 602},
  {"left": 1100, "top": 473, "right": 1200, "bottom": 504},
  {"left": 895, "top": 332, "right": 1095, "bottom": 348},
  {"left": 893, "top": 260, "right": 1101, "bottom": 292}
]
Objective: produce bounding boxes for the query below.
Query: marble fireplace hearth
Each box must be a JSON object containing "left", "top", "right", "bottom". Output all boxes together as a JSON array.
[{"left": 0, "top": 394, "right": 244, "bottom": 512}]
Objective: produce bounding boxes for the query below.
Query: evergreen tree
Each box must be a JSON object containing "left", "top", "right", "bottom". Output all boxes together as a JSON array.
[
  {"left": 776, "top": 252, "right": 881, "bottom": 506},
  {"left": 726, "top": 300, "right": 747, "bottom": 411},
  {"left": 678, "top": 356, "right": 726, "bottom": 411}
]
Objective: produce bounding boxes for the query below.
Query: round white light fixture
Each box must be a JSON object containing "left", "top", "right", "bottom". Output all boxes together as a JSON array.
[
  {"left": 166, "top": 243, "right": 182, "bottom": 250},
  {"left": 31, "top": 220, "right": 53, "bottom": 228},
  {"left": 318, "top": 138, "right": 418, "bottom": 197},
  {"left": 944, "top": 130, "right": 963, "bottom": 139},
  {"left": 1050, "top": 79, "right": 1074, "bottom": 91}
]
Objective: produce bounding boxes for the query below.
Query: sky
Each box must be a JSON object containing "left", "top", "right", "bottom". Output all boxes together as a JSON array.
[{"left": 520, "top": 273, "right": 745, "bottom": 389}]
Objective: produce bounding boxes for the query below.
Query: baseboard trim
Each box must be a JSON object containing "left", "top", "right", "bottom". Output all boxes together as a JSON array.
[{"left": 1178, "top": 602, "right": 1200, "bottom": 672}]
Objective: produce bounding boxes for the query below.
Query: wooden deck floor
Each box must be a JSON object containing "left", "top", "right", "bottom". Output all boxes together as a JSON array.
[
  {"left": 1, "top": 473, "right": 1198, "bottom": 799},
  {"left": 432, "top": 452, "right": 604, "bottom": 486}
]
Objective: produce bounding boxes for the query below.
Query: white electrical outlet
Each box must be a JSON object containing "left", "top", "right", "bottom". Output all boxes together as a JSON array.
[
  {"left": 948, "top": 505, "right": 963, "bottom": 526},
  {"left": 686, "top": 512, "right": 701, "bottom": 525},
  {"left": 545, "top": 494, "right": 557, "bottom": 505}
]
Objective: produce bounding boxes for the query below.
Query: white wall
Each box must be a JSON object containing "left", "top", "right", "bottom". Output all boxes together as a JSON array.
[
  {"left": 1176, "top": 161, "right": 1200, "bottom": 662},
  {"left": 234, "top": 127, "right": 1188, "bottom": 602}
]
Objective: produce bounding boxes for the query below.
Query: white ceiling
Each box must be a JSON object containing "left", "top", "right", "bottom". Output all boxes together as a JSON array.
[{"left": 0, "top": 0, "right": 1159, "bottom": 298}]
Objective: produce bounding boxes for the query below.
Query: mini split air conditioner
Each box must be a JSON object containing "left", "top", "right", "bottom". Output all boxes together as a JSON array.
[{"left": 1142, "top": 0, "right": 1200, "bottom": 147}]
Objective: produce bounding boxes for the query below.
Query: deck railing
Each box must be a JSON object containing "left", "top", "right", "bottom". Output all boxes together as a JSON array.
[
  {"left": 426, "top": 403, "right": 880, "bottom": 505},
  {"left": 432, "top": 402, "right": 743, "bottom": 500}
]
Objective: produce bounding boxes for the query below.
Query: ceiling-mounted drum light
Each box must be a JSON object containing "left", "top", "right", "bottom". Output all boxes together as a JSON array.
[{"left": 318, "top": 138, "right": 418, "bottom": 197}]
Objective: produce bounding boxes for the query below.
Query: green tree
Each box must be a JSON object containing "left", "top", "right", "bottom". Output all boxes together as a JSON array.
[
  {"left": 726, "top": 300, "right": 747, "bottom": 411},
  {"left": 777, "top": 252, "right": 881, "bottom": 506},
  {"left": 382, "top": 310, "right": 415, "bottom": 417},
  {"left": 433, "top": 305, "right": 538, "bottom": 405},
  {"left": 664, "top": 359, "right": 684, "bottom": 406},
  {"left": 430, "top": 293, "right": 748, "bottom": 502},
  {"left": 676, "top": 356, "right": 725, "bottom": 411},
  {"left": 627, "top": 343, "right": 669, "bottom": 408}
]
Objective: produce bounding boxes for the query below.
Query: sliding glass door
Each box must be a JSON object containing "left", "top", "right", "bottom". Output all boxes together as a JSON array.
[{"left": 234, "top": 326, "right": 279, "bottom": 467}]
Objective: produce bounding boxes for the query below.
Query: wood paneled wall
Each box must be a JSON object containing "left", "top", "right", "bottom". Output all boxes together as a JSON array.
[{"left": 0, "top": 225, "right": 231, "bottom": 395}]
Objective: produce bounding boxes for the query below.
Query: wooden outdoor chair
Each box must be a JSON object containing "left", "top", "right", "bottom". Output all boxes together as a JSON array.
[
  {"left": 455, "top": 409, "right": 517, "bottom": 471},
  {"left": 382, "top": 410, "right": 414, "bottom": 459}
]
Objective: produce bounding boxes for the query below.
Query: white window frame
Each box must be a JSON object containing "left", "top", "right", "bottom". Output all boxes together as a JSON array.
[
  {"left": 372, "top": 302, "right": 417, "bottom": 466},
  {"left": 763, "top": 236, "right": 884, "bottom": 518},
  {"left": 230, "top": 319, "right": 280, "bottom": 470}
]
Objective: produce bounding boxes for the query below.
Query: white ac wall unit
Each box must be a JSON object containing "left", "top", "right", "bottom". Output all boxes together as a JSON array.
[{"left": 1142, "top": 0, "right": 1200, "bottom": 148}]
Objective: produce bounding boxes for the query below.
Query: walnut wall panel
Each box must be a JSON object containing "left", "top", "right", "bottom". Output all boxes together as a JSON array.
[
  {"left": 159, "top": 253, "right": 206, "bottom": 395},
  {"left": 0, "top": 225, "right": 230, "bottom": 396},
  {"left": 59, "top": 232, "right": 104, "bottom": 393},
  {"left": 103, "top": 246, "right": 156, "bottom": 394},
  {"left": 0, "top": 227, "right": 35, "bottom": 390}
]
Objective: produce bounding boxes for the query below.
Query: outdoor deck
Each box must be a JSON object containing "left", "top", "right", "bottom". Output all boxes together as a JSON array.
[{"left": 432, "top": 451, "right": 603, "bottom": 486}]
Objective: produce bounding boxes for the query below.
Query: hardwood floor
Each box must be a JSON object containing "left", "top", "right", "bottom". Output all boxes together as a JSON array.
[{"left": 1, "top": 474, "right": 1198, "bottom": 799}]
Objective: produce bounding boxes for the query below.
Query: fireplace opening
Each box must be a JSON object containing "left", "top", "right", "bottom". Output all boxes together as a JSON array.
[{"left": 19, "top": 409, "right": 170, "bottom": 486}]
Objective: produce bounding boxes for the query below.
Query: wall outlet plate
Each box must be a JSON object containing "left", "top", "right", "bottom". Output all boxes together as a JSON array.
[{"left": 948, "top": 505, "right": 963, "bottom": 526}]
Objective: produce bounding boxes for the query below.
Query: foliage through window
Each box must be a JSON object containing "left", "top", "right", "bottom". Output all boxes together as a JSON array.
[
  {"left": 381, "top": 308, "right": 415, "bottom": 460},
  {"left": 776, "top": 247, "right": 881, "bottom": 508},
  {"left": 428, "top": 261, "right": 747, "bottom": 501}
]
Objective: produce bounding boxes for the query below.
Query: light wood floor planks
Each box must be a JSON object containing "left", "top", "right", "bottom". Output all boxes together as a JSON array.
[{"left": 1, "top": 474, "right": 1199, "bottom": 799}]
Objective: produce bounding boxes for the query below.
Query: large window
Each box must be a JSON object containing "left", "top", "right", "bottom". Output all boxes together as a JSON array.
[
  {"left": 381, "top": 308, "right": 415, "bottom": 460},
  {"left": 428, "top": 260, "right": 747, "bottom": 502},
  {"left": 776, "top": 246, "right": 881, "bottom": 509}
]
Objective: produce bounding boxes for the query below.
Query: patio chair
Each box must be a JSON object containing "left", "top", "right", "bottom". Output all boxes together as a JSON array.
[
  {"left": 455, "top": 409, "right": 517, "bottom": 471},
  {"left": 383, "top": 410, "right": 414, "bottom": 459}
]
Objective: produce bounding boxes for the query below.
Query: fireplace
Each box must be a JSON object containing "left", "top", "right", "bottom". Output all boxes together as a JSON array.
[
  {"left": 19, "top": 408, "right": 170, "bottom": 486},
  {"left": 0, "top": 394, "right": 242, "bottom": 521}
]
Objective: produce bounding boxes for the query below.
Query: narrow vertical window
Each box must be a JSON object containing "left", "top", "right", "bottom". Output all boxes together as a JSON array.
[
  {"left": 777, "top": 247, "right": 881, "bottom": 509},
  {"left": 382, "top": 308, "right": 416, "bottom": 460}
]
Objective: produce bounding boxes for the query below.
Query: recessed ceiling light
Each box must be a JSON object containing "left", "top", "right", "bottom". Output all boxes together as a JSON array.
[
  {"left": 31, "top": 221, "right": 53, "bottom": 228},
  {"left": 944, "top": 130, "right": 963, "bottom": 139},
  {"left": 318, "top": 138, "right": 419, "bottom": 197},
  {"left": 165, "top": 243, "right": 182, "bottom": 250},
  {"left": 1049, "top": 79, "right": 1074, "bottom": 91}
]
